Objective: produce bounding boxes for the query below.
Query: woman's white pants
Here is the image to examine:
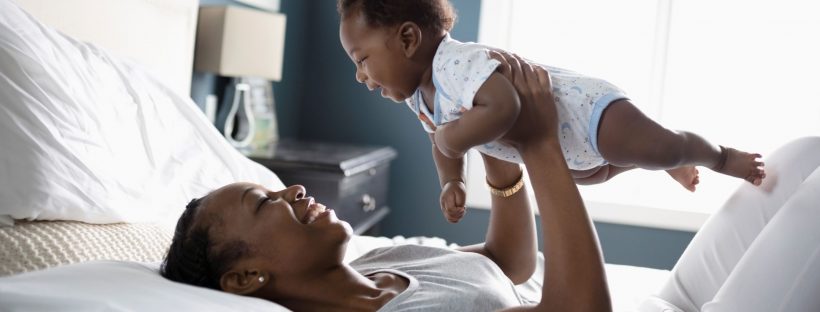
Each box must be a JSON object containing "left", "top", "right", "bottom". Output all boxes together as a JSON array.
[{"left": 643, "top": 137, "right": 820, "bottom": 312}]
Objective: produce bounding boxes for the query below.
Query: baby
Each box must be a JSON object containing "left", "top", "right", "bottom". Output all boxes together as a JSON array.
[{"left": 338, "top": 0, "right": 765, "bottom": 222}]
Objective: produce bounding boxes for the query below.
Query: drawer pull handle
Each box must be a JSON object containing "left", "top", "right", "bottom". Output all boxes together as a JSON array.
[{"left": 361, "top": 194, "right": 376, "bottom": 212}]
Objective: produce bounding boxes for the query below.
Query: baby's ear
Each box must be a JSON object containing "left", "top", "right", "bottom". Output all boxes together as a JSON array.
[{"left": 397, "top": 22, "right": 422, "bottom": 58}]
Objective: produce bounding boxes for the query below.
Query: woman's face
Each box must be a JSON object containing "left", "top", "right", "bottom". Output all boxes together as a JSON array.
[{"left": 196, "top": 182, "right": 353, "bottom": 281}]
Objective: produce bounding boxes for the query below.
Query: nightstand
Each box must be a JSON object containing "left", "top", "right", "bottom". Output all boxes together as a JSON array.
[{"left": 251, "top": 140, "right": 397, "bottom": 235}]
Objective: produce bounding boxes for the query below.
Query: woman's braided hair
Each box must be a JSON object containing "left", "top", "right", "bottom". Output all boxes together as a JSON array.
[
  {"left": 160, "top": 197, "right": 252, "bottom": 290},
  {"left": 337, "top": 0, "right": 457, "bottom": 35}
]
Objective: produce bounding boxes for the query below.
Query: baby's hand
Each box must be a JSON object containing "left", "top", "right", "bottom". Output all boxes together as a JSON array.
[{"left": 440, "top": 180, "right": 467, "bottom": 223}]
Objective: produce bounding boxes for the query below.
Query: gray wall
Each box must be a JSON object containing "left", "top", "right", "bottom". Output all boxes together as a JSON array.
[{"left": 191, "top": 0, "right": 694, "bottom": 270}]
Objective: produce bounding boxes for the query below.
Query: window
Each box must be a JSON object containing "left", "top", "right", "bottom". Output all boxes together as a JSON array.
[{"left": 469, "top": 0, "right": 820, "bottom": 231}]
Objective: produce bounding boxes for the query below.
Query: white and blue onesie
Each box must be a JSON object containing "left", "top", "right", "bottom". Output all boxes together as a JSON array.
[{"left": 406, "top": 34, "right": 629, "bottom": 170}]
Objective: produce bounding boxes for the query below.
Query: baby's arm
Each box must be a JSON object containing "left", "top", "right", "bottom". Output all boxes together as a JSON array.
[
  {"left": 433, "top": 72, "right": 520, "bottom": 158},
  {"left": 430, "top": 133, "right": 467, "bottom": 223}
]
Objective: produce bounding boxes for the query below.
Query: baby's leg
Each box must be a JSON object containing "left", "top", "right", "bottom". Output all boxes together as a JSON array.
[
  {"left": 596, "top": 100, "right": 765, "bottom": 185},
  {"left": 571, "top": 165, "right": 637, "bottom": 185},
  {"left": 666, "top": 166, "right": 699, "bottom": 192}
]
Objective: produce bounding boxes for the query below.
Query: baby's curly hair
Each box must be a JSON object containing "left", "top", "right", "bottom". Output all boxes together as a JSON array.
[
  {"left": 337, "top": 0, "right": 457, "bottom": 35},
  {"left": 160, "top": 197, "right": 252, "bottom": 290}
]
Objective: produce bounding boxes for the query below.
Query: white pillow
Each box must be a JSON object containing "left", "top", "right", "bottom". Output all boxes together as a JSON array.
[
  {"left": 0, "top": 0, "right": 283, "bottom": 226},
  {"left": 0, "top": 260, "right": 291, "bottom": 312}
]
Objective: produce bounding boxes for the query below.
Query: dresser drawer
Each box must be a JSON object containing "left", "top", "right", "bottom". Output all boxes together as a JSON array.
[{"left": 336, "top": 162, "right": 390, "bottom": 230}]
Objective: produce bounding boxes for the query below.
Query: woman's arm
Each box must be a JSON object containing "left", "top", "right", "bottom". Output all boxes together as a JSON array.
[
  {"left": 456, "top": 154, "right": 537, "bottom": 284},
  {"left": 434, "top": 72, "right": 521, "bottom": 158},
  {"left": 492, "top": 52, "right": 611, "bottom": 312},
  {"left": 519, "top": 141, "right": 611, "bottom": 312}
]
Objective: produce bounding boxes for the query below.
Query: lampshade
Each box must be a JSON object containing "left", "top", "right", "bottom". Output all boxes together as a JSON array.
[{"left": 194, "top": 6, "right": 286, "bottom": 81}]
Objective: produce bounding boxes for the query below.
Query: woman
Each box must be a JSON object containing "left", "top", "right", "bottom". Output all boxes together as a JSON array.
[
  {"left": 161, "top": 51, "right": 609, "bottom": 311},
  {"left": 161, "top": 54, "right": 820, "bottom": 311}
]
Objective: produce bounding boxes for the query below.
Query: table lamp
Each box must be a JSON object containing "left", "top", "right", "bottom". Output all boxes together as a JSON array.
[{"left": 194, "top": 5, "right": 286, "bottom": 156}]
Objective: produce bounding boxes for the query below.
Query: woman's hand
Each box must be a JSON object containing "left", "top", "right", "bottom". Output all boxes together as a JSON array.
[{"left": 488, "top": 51, "right": 558, "bottom": 152}]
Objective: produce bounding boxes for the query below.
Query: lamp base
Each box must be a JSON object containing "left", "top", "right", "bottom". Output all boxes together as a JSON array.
[
  {"left": 215, "top": 78, "right": 255, "bottom": 148},
  {"left": 214, "top": 77, "right": 278, "bottom": 157}
]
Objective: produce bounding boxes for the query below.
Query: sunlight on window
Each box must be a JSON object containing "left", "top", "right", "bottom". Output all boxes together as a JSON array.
[
  {"left": 474, "top": 0, "right": 820, "bottom": 229},
  {"left": 502, "top": 0, "right": 660, "bottom": 115}
]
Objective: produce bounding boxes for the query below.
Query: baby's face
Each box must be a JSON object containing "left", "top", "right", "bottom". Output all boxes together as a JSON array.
[{"left": 339, "top": 10, "right": 420, "bottom": 103}]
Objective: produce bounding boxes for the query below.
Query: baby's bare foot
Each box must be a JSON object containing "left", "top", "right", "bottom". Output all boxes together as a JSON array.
[
  {"left": 667, "top": 166, "right": 699, "bottom": 192},
  {"left": 713, "top": 146, "right": 766, "bottom": 185}
]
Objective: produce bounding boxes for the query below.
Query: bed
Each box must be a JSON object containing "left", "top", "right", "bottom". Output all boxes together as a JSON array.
[{"left": 0, "top": 0, "right": 671, "bottom": 310}]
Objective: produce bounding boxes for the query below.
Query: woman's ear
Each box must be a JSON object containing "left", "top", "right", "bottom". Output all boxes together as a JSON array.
[
  {"left": 397, "top": 22, "right": 422, "bottom": 58},
  {"left": 220, "top": 268, "right": 269, "bottom": 295}
]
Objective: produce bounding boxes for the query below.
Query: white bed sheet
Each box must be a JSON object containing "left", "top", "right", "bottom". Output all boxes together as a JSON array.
[{"left": 0, "top": 234, "right": 669, "bottom": 312}]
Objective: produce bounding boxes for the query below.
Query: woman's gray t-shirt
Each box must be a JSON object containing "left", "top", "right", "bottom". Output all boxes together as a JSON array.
[{"left": 350, "top": 245, "right": 532, "bottom": 311}]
